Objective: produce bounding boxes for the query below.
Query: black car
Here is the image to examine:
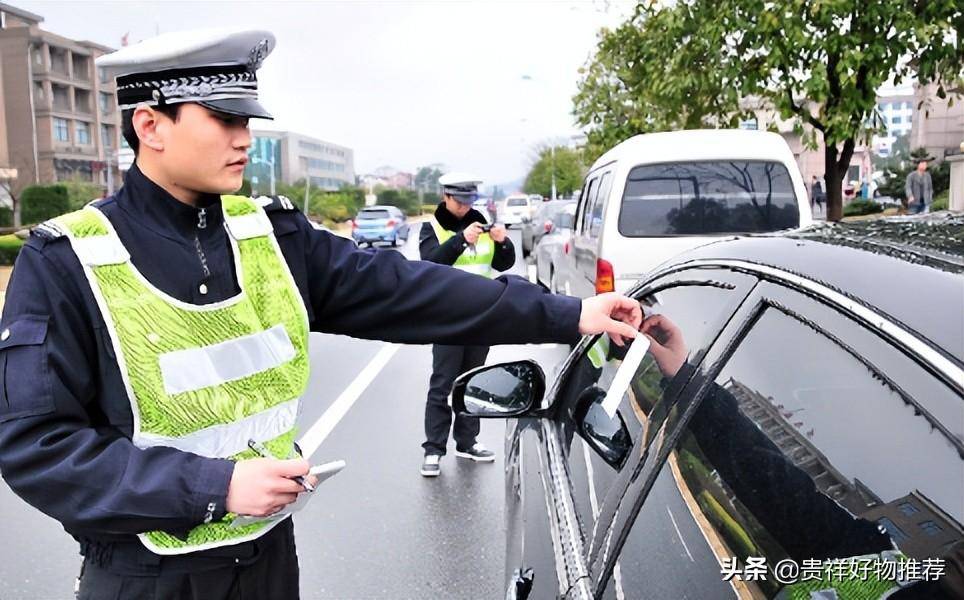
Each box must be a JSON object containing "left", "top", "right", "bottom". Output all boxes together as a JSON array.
[{"left": 454, "top": 215, "right": 964, "bottom": 599}]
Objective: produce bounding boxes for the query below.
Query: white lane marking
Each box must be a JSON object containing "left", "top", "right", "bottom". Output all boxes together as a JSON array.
[
  {"left": 667, "top": 505, "right": 695, "bottom": 562},
  {"left": 297, "top": 343, "right": 400, "bottom": 458},
  {"left": 582, "top": 441, "right": 625, "bottom": 600}
]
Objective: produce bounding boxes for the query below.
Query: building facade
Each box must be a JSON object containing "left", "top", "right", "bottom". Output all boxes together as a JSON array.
[
  {"left": 873, "top": 91, "right": 915, "bottom": 157},
  {"left": 0, "top": 2, "right": 121, "bottom": 200},
  {"left": 246, "top": 129, "right": 354, "bottom": 193},
  {"left": 911, "top": 82, "right": 964, "bottom": 162}
]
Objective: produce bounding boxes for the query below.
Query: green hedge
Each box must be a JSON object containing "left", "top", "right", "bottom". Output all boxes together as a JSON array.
[
  {"left": 0, "top": 206, "right": 11, "bottom": 228},
  {"left": 843, "top": 199, "right": 884, "bottom": 217},
  {"left": 932, "top": 190, "right": 949, "bottom": 211},
  {"left": 0, "top": 234, "right": 24, "bottom": 265},
  {"left": 20, "top": 184, "right": 70, "bottom": 225},
  {"left": 376, "top": 189, "right": 421, "bottom": 216}
]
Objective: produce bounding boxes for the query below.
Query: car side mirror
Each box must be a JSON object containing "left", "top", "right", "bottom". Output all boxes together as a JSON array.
[
  {"left": 452, "top": 360, "right": 546, "bottom": 418},
  {"left": 574, "top": 386, "right": 632, "bottom": 469}
]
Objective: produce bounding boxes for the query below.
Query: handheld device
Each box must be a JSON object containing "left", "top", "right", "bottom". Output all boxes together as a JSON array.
[
  {"left": 479, "top": 224, "right": 494, "bottom": 233},
  {"left": 308, "top": 460, "right": 347, "bottom": 484}
]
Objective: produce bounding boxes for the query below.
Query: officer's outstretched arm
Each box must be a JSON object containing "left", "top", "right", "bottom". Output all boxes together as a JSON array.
[
  {"left": 0, "top": 242, "right": 234, "bottom": 535},
  {"left": 302, "top": 221, "right": 583, "bottom": 345}
]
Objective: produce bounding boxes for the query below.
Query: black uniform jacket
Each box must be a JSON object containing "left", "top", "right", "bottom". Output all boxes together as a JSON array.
[
  {"left": 0, "top": 165, "right": 580, "bottom": 572},
  {"left": 419, "top": 203, "right": 515, "bottom": 271}
]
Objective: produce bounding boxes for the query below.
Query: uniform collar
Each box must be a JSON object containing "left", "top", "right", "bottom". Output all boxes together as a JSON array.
[
  {"left": 434, "top": 202, "right": 486, "bottom": 232},
  {"left": 117, "top": 163, "right": 224, "bottom": 240}
]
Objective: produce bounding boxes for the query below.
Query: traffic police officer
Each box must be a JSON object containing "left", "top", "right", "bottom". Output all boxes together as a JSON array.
[
  {"left": 418, "top": 173, "right": 511, "bottom": 477},
  {"left": 0, "top": 28, "right": 641, "bottom": 599}
]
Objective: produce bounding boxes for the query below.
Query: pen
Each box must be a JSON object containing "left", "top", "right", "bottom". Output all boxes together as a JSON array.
[{"left": 247, "top": 439, "right": 315, "bottom": 493}]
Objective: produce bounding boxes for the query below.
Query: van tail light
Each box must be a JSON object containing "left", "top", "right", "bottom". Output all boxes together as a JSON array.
[
  {"left": 544, "top": 220, "right": 553, "bottom": 233},
  {"left": 563, "top": 241, "right": 570, "bottom": 255},
  {"left": 386, "top": 219, "right": 397, "bottom": 227},
  {"left": 595, "top": 259, "right": 615, "bottom": 294}
]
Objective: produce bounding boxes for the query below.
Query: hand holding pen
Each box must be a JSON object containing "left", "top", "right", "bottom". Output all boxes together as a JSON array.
[{"left": 248, "top": 439, "right": 315, "bottom": 492}]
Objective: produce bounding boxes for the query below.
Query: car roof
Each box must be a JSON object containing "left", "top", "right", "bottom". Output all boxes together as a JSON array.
[
  {"left": 590, "top": 129, "right": 797, "bottom": 173},
  {"left": 360, "top": 206, "right": 397, "bottom": 211},
  {"left": 659, "top": 213, "right": 964, "bottom": 363}
]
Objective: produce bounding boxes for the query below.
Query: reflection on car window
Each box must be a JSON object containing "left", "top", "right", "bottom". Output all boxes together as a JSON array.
[
  {"left": 618, "top": 161, "right": 800, "bottom": 236},
  {"left": 667, "top": 308, "right": 963, "bottom": 598},
  {"left": 557, "top": 276, "right": 753, "bottom": 541}
]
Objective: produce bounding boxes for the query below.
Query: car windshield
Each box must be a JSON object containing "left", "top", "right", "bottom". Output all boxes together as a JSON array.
[
  {"left": 618, "top": 161, "right": 800, "bottom": 236},
  {"left": 358, "top": 210, "right": 391, "bottom": 220},
  {"left": 507, "top": 198, "right": 527, "bottom": 207}
]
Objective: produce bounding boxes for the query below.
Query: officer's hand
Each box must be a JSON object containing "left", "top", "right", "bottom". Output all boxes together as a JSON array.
[
  {"left": 226, "top": 458, "right": 310, "bottom": 517},
  {"left": 640, "top": 314, "right": 688, "bottom": 378},
  {"left": 463, "top": 222, "right": 484, "bottom": 245},
  {"left": 578, "top": 293, "right": 642, "bottom": 347},
  {"left": 489, "top": 224, "right": 507, "bottom": 243}
]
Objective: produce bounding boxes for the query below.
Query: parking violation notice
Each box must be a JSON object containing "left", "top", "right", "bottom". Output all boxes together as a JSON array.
[{"left": 601, "top": 335, "right": 650, "bottom": 418}]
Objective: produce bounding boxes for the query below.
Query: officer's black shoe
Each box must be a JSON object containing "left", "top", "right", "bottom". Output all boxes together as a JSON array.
[
  {"left": 420, "top": 454, "right": 441, "bottom": 477},
  {"left": 455, "top": 443, "right": 495, "bottom": 463}
]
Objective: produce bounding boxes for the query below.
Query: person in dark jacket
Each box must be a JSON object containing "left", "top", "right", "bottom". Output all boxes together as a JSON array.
[
  {"left": 0, "top": 29, "right": 641, "bottom": 600},
  {"left": 417, "top": 173, "right": 513, "bottom": 476}
]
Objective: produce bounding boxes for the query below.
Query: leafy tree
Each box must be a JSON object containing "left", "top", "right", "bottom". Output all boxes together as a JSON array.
[
  {"left": 414, "top": 166, "right": 444, "bottom": 192},
  {"left": 574, "top": 1, "right": 962, "bottom": 221},
  {"left": 20, "top": 184, "right": 70, "bottom": 225},
  {"left": 377, "top": 188, "right": 421, "bottom": 216},
  {"left": 523, "top": 146, "right": 585, "bottom": 199}
]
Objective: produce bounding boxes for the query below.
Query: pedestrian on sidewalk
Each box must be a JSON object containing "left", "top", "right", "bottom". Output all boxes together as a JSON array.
[
  {"left": 0, "top": 29, "right": 641, "bottom": 600},
  {"left": 905, "top": 159, "right": 934, "bottom": 214}
]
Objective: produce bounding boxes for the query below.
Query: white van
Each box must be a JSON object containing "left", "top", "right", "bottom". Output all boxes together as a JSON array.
[
  {"left": 500, "top": 194, "right": 538, "bottom": 227},
  {"left": 558, "top": 129, "right": 813, "bottom": 298}
]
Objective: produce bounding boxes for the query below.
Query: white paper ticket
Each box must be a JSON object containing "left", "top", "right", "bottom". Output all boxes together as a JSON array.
[{"left": 600, "top": 335, "right": 650, "bottom": 418}]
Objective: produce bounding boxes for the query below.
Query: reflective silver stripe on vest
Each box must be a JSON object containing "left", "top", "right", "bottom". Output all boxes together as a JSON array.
[
  {"left": 159, "top": 324, "right": 296, "bottom": 395},
  {"left": 71, "top": 232, "right": 131, "bottom": 266},
  {"left": 224, "top": 210, "right": 273, "bottom": 240},
  {"left": 455, "top": 263, "right": 493, "bottom": 277},
  {"left": 134, "top": 397, "right": 299, "bottom": 458}
]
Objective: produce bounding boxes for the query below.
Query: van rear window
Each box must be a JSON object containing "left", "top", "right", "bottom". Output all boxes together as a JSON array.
[
  {"left": 618, "top": 161, "right": 799, "bottom": 236},
  {"left": 507, "top": 198, "right": 527, "bottom": 207}
]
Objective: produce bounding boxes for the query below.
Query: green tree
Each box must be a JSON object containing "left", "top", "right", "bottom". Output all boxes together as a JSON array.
[
  {"left": 574, "top": 1, "right": 962, "bottom": 221},
  {"left": 20, "top": 184, "right": 70, "bottom": 225},
  {"left": 414, "top": 166, "right": 443, "bottom": 192},
  {"left": 523, "top": 146, "right": 585, "bottom": 199}
]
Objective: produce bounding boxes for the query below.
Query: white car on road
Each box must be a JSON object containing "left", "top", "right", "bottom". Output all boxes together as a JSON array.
[{"left": 499, "top": 194, "right": 538, "bottom": 227}]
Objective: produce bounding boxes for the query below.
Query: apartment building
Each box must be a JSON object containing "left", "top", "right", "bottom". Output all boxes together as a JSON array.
[
  {"left": 246, "top": 129, "right": 355, "bottom": 193},
  {"left": 0, "top": 2, "right": 121, "bottom": 199}
]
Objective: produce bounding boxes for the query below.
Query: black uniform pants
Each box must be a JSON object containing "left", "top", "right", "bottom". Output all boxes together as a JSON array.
[
  {"left": 423, "top": 344, "right": 489, "bottom": 455},
  {"left": 76, "top": 526, "right": 300, "bottom": 600}
]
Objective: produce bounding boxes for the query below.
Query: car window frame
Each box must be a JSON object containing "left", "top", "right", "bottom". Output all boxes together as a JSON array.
[
  {"left": 532, "top": 268, "right": 758, "bottom": 581},
  {"left": 587, "top": 275, "right": 964, "bottom": 596},
  {"left": 577, "top": 176, "right": 600, "bottom": 236}
]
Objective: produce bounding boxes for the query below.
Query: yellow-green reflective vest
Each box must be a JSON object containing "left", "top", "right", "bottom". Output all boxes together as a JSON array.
[
  {"left": 52, "top": 195, "right": 309, "bottom": 555},
  {"left": 431, "top": 219, "right": 495, "bottom": 278}
]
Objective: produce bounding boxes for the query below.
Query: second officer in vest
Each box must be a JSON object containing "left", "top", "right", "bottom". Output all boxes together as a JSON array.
[{"left": 418, "top": 173, "right": 512, "bottom": 476}]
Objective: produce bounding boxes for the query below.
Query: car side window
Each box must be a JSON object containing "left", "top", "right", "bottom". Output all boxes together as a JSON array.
[
  {"left": 579, "top": 176, "right": 600, "bottom": 235},
  {"left": 555, "top": 272, "right": 755, "bottom": 536},
  {"left": 589, "top": 171, "right": 612, "bottom": 239},
  {"left": 606, "top": 306, "right": 964, "bottom": 598}
]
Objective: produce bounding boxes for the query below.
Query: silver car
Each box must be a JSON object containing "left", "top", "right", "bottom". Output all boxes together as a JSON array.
[{"left": 534, "top": 203, "right": 576, "bottom": 293}]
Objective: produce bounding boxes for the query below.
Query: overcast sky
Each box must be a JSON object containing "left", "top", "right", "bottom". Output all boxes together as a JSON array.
[{"left": 17, "top": 0, "right": 634, "bottom": 187}]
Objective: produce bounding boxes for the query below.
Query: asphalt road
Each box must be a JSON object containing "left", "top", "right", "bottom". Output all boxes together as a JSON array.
[{"left": 0, "top": 226, "right": 571, "bottom": 600}]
